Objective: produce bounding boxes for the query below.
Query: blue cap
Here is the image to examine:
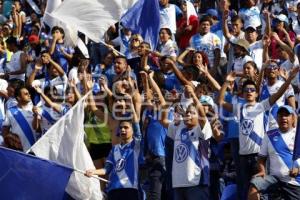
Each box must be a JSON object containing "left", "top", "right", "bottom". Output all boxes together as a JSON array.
[
  {"left": 206, "top": 9, "right": 218, "bottom": 18},
  {"left": 277, "top": 105, "right": 295, "bottom": 114},
  {"left": 200, "top": 95, "right": 214, "bottom": 107}
]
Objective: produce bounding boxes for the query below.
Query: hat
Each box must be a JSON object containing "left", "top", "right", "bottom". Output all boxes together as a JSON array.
[
  {"left": 275, "top": 14, "right": 289, "bottom": 24},
  {"left": 277, "top": 105, "right": 295, "bottom": 115},
  {"left": 233, "top": 39, "right": 250, "bottom": 53},
  {"left": 245, "top": 24, "right": 257, "bottom": 32},
  {"left": 206, "top": 9, "right": 218, "bottom": 18},
  {"left": 200, "top": 95, "right": 214, "bottom": 107},
  {"left": 28, "top": 34, "right": 39, "bottom": 43}
]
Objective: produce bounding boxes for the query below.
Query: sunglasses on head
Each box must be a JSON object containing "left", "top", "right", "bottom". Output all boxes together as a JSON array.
[{"left": 243, "top": 87, "right": 256, "bottom": 93}]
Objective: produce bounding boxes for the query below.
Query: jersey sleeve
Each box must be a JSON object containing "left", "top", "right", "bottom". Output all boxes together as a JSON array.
[{"left": 201, "top": 119, "right": 213, "bottom": 140}]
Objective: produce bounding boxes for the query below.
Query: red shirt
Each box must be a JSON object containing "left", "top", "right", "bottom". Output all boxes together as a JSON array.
[{"left": 176, "top": 15, "right": 199, "bottom": 49}]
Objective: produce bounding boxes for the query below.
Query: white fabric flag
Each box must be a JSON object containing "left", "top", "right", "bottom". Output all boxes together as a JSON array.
[
  {"left": 186, "top": 0, "right": 198, "bottom": 25},
  {"left": 50, "top": 0, "right": 138, "bottom": 43},
  {"left": 43, "top": 0, "right": 78, "bottom": 47},
  {"left": 30, "top": 94, "right": 102, "bottom": 200}
]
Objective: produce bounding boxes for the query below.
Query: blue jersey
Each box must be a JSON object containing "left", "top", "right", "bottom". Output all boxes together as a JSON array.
[
  {"left": 144, "top": 108, "right": 174, "bottom": 157},
  {"left": 52, "top": 42, "right": 74, "bottom": 73},
  {"left": 105, "top": 123, "right": 143, "bottom": 191}
]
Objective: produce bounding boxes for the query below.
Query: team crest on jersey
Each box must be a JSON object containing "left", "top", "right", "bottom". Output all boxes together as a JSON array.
[
  {"left": 175, "top": 143, "right": 189, "bottom": 163},
  {"left": 115, "top": 158, "right": 126, "bottom": 172},
  {"left": 241, "top": 119, "right": 254, "bottom": 135},
  {"left": 273, "top": 136, "right": 278, "bottom": 142},
  {"left": 181, "top": 131, "right": 189, "bottom": 141}
]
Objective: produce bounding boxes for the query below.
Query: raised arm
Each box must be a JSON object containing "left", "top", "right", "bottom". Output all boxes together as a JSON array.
[
  {"left": 27, "top": 60, "right": 42, "bottom": 86},
  {"left": 34, "top": 86, "right": 62, "bottom": 113},
  {"left": 218, "top": 72, "right": 235, "bottom": 112},
  {"left": 222, "top": 10, "right": 232, "bottom": 40},
  {"left": 272, "top": 32, "right": 295, "bottom": 63},
  {"left": 200, "top": 63, "right": 221, "bottom": 91},
  {"left": 269, "top": 67, "right": 300, "bottom": 106},
  {"left": 177, "top": 48, "right": 193, "bottom": 67},
  {"left": 167, "top": 57, "right": 193, "bottom": 87}
]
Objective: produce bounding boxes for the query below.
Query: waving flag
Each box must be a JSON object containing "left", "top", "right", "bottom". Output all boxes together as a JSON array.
[
  {"left": 121, "top": 0, "right": 160, "bottom": 49},
  {"left": 30, "top": 92, "right": 102, "bottom": 200},
  {"left": 0, "top": 147, "right": 73, "bottom": 200}
]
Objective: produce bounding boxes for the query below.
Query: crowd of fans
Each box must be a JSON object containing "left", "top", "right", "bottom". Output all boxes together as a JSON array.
[{"left": 2, "top": 0, "right": 300, "bottom": 199}]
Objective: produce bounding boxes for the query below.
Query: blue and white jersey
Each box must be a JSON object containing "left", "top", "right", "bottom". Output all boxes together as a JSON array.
[
  {"left": 3, "top": 106, "right": 37, "bottom": 152},
  {"left": 38, "top": 105, "right": 63, "bottom": 134},
  {"left": 249, "top": 40, "right": 263, "bottom": 71},
  {"left": 159, "top": 4, "right": 181, "bottom": 34},
  {"left": 233, "top": 99, "right": 270, "bottom": 155},
  {"left": 105, "top": 123, "right": 143, "bottom": 191},
  {"left": 168, "top": 120, "right": 212, "bottom": 188},
  {"left": 238, "top": 6, "right": 261, "bottom": 29},
  {"left": 189, "top": 32, "right": 221, "bottom": 67},
  {"left": 259, "top": 80, "right": 294, "bottom": 131},
  {"left": 31, "top": 75, "right": 68, "bottom": 99},
  {"left": 52, "top": 42, "right": 74, "bottom": 73},
  {"left": 157, "top": 39, "right": 178, "bottom": 58},
  {"left": 260, "top": 128, "right": 300, "bottom": 186}
]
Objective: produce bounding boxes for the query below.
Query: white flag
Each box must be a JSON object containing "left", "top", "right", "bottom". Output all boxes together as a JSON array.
[
  {"left": 49, "top": 0, "right": 138, "bottom": 43},
  {"left": 43, "top": 0, "right": 78, "bottom": 47},
  {"left": 30, "top": 94, "right": 102, "bottom": 200}
]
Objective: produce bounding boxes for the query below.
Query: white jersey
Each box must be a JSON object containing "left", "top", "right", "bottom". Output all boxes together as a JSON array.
[
  {"left": 38, "top": 105, "right": 63, "bottom": 134},
  {"left": 249, "top": 40, "right": 263, "bottom": 71},
  {"left": 233, "top": 99, "right": 271, "bottom": 155},
  {"left": 189, "top": 32, "right": 221, "bottom": 67},
  {"left": 7, "top": 51, "right": 25, "bottom": 81},
  {"left": 232, "top": 55, "right": 253, "bottom": 74},
  {"left": 260, "top": 128, "right": 300, "bottom": 186},
  {"left": 168, "top": 120, "right": 212, "bottom": 188},
  {"left": 238, "top": 6, "right": 261, "bottom": 29},
  {"left": 160, "top": 4, "right": 177, "bottom": 33},
  {"left": 3, "top": 105, "right": 37, "bottom": 152},
  {"left": 158, "top": 39, "right": 178, "bottom": 57},
  {"left": 31, "top": 75, "right": 68, "bottom": 98}
]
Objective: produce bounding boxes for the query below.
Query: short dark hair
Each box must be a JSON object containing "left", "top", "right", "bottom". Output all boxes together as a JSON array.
[
  {"left": 140, "top": 41, "right": 150, "bottom": 49},
  {"left": 8, "top": 79, "right": 24, "bottom": 90},
  {"left": 15, "top": 85, "right": 28, "bottom": 98},
  {"left": 200, "top": 15, "right": 213, "bottom": 25},
  {"left": 159, "top": 28, "right": 172, "bottom": 38},
  {"left": 242, "top": 79, "right": 257, "bottom": 91},
  {"left": 51, "top": 26, "right": 65, "bottom": 38},
  {"left": 114, "top": 55, "right": 127, "bottom": 64}
]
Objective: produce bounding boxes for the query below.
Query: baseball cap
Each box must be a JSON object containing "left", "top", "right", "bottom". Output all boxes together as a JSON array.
[
  {"left": 200, "top": 95, "right": 214, "bottom": 107},
  {"left": 245, "top": 24, "right": 257, "bottom": 32},
  {"left": 277, "top": 105, "right": 295, "bottom": 115},
  {"left": 276, "top": 14, "right": 289, "bottom": 24},
  {"left": 206, "top": 9, "right": 218, "bottom": 18},
  {"left": 28, "top": 34, "right": 39, "bottom": 43}
]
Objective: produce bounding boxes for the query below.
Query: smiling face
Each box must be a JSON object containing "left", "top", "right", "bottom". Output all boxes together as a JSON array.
[
  {"left": 199, "top": 21, "right": 211, "bottom": 35},
  {"left": 265, "top": 62, "right": 279, "bottom": 79},
  {"left": 159, "top": 28, "right": 171, "bottom": 43}
]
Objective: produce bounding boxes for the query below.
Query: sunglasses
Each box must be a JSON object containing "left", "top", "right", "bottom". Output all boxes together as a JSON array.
[
  {"left": 243, "top": 87, "right": 256, "bottom": 93},
  {"left": 267, "top": 64, "right": 279, "bottom": 70}
]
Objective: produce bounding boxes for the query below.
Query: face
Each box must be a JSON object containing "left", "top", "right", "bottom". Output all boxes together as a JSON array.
[
  {"left": 52, "top": 30, "right": 63, "bottom": 40},
  {"left": 7, "top": 85, "right": 15, "bottom": 97},
  {"left": 184, "top": 105, "right": 199, "bottom": 128},
  {"left": 103, "top": 53, "right": 114, "bottom": 66},
  {"left": 276, "top": 21, "right": 284, "bottom": 30},
  {"left": 192, "top": 52, "right": 203, "bottom": 65},
  {"left": 2, "top": 26, "right": 11, "bottom": 37},
  {"left": 67, "top": 90, "right": 75, "bottom": 104},
  {"left": 138, "top": 43, "right": 149, "bottom": 56},
  {"left": 246, "top": 0, "right": 255, "bottom": 7},
  {"left": 180, "top": 2, "right": 187, "bottom": 13},
  {"left": 245, "top": 29, "right": 258, "bottom": 43},
  {"left": 277, "top": 110, "right": 294, "bottom": 132},
  {"left": 17, "top": 88, "right": 31, "bottom": 103},
  {"left": 243, "top": 84, "right": 257, "bottom": 102},
  {"left": 233, "top": 45, "right": 244, "bottom": 57},
  {"left": 130, "top": 36, "right": 141, "bottom": 49},
  {"left": 231, "top": 20, "right": 243, "bottom": 34},
  {"left": 199, "top": 21, "right": 211, "bottom": 34},
  {"left": 243, "top": 63, "right": 256, "bottom": 77},
  {"left": 114, "top": 58, "right": 127, "bottom": 74},
  {"left": 31, "top": 27, "right": 39, "bottom": 36},
  {"left": 119, "top": 121, "right": 133, "bottom": 142},
  {"left": 159, "top": 29, "right": 171, "bottom": 43},
  {"left": 265, "top": 62, "right": 279, "bottom": 79},
  {"left": 159, "top": 0, "right": 169, "bottom": 7}
]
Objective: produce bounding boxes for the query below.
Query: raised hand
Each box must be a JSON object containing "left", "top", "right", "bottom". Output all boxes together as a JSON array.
[{"left": 226, "top": 71, "right": 236, "bottom": 82}]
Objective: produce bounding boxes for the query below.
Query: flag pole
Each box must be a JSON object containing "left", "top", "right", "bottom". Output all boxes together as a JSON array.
[{"left": 74, "top": 168, "right": 109, "bottom": 183}]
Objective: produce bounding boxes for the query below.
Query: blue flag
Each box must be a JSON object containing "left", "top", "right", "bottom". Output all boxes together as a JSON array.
[
  {"left": 0, "top": 147, "right": 73, "bottom": 200},
  {"left": 121, "top": 0, "right": 160, "bottom": 50},
  {"left": 293, "top": 120, "right": 300, "bottom": 160}
]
